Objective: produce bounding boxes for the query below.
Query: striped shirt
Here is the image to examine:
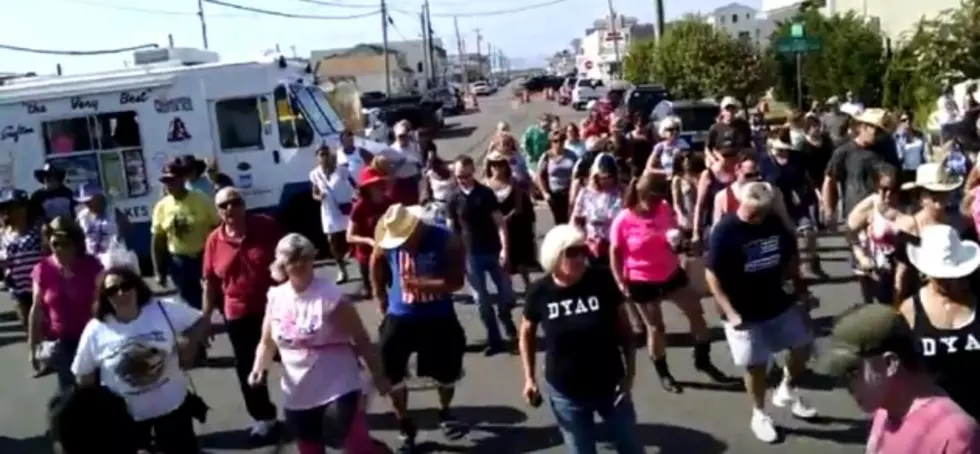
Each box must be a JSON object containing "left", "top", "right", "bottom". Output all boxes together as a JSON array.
[{"left": 1, "top": 226, "right": 45, "bottom": 295}]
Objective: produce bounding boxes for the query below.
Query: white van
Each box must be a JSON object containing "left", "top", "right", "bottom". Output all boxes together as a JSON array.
[
  {"left": 0, "top": 47, "right": 388, "bottom": 263},
  {"left": 571, "top": 78, "right": 607, "bottom": 110}
]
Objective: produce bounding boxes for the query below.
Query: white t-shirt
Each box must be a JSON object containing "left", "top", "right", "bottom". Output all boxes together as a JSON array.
[
  {"left": 71, "top": 298, "right": 202, "bottom": 421},
  {"left": 385, "top": 140, "right": 422, "bottom": 179},
  {"left": 309, "top": 166, "right": 356, "bottom": 234},
  {"left": 937, "top": 95, "right": 961, "bottom": 125},
  {"left": 336, "top": 148, "right": 370, "bottom": 179}
]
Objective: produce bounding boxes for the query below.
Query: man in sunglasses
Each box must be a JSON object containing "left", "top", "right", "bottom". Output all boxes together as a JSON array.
[
  {"left": 706, "top": 181, "right": 818, "bottom": 443},
  {"left": 202, "top": 187, "right": 284, "bottom": 442}
]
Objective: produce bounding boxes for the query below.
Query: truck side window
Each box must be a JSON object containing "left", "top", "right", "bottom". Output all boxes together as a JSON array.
[
  {"left": 215, "top": 97, "right": 264, "bottom": 151},
  {"left": 274, "top": 86, "right": 313, "bottom": 149}
]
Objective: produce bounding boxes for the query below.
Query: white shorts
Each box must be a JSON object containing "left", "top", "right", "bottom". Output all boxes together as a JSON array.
[{"left": 723, "top": 306, "right": 812, "bottom": 368}]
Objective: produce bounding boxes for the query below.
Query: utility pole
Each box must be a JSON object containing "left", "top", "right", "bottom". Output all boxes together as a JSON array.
[
  {"left": 454, "top": 16, "right": 468, "bottom": 88},
  {"left": 423, "top": 0, "right": 435, "bottom": 86},
  {"left": 381, "top": 0, "right": 392, "bottom": 96},
  {"left": 606, "top": 0, "right": 620, "bottom": 79},
  {"left": 487, "top": 43, "right": 493, "bottom": 78},
  {"left": 474, "top": 29, "right": 483, "bottom": 80},
  {"left": 420, "top": 8, "right": 430, "bottom": 86},
  {"left": 197, "top": 0, "right": 210, "bottom": 49},
  {"left": 652, "top": 0, "right": 664, "bottom": 43}
]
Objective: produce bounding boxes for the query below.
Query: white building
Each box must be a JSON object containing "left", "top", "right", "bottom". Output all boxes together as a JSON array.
[
  {"left": 577, "top": 15, "right": 654, "bottom": 80},
  {"left": 704, "top": 2, "right": 775, "bottom": 47},
  {"left": 760, "top": 0, "right": 961, "bottom": 42}
]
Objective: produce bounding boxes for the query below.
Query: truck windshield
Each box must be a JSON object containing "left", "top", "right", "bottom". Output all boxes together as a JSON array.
[{"left": 289, "top": 84, "right": 344, "bottom": 136}]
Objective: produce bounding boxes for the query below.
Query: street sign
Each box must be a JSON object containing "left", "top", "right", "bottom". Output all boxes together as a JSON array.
[
  {"left": 777, "top": 37, "right": 820, "bottom": 54},
  {"left": 790, "top": 23, "right": 804, "bottom": 38},
  {"left": 605, "top": 32, "right": 623, "bottom": 41}
]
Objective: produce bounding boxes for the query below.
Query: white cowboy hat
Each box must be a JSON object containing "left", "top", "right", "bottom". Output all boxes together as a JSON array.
[
  {"left": 720, "top": 96, "right": 740, "bottom": 109},
  {"left": 907, "top": 224, "right": 980, "bottom": 279},
  {"left": 900, "top": 162, "right": 963, "bottom": 192},
  {"left": 851, "top": 108, "right": 894, "bottom": 131},
  {"left": 374, "top": 203, "right": 426, "bottom": 250}
]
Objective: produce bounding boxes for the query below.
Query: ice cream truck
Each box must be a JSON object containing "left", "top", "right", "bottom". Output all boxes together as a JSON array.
[{"left": 0, "top": 47, "right": 390, "bottom": 268}]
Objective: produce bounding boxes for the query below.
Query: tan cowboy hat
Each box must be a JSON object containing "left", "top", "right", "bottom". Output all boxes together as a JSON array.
[
  {"left": 851, "top": 108, "right": 894, "bottom": 131},
  {"left": 900, "top": 162, "right": 963, "bottom": 192},
  {"left": 374, "top": 203, "right": 426, "bottom": 249}
]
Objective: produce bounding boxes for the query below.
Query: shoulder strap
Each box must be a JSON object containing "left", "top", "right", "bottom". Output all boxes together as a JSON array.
[{"left": 156, "top": 300, "right": 200, "bottom": 395}]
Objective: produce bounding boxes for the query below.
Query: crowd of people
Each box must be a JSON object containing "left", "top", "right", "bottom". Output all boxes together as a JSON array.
[{"left": 7, "top": 86, "right": 980, "bottom": 454}]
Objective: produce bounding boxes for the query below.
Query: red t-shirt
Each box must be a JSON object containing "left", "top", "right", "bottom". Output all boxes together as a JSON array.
[
  {"left": 202, "top": 214, "right": 283, "bottom": 320},
  {"left": 349, "top": 198, "right": 391, "bottom": 263}
]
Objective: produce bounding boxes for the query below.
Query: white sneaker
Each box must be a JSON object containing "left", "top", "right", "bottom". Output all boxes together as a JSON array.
[
  {"left": 248, "top": 419, "right": 277, "bottom": 438},
  {"left": 750, "top": 408, "right": 778, "bottom": 443},
  {"left": 772, "top": 381, "right": 818, "bottom": 419}
]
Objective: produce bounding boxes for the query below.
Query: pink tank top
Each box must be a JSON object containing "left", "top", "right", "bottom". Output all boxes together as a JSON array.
[{"left": 267, "top": 277, "right": 362, "bottom": 410}]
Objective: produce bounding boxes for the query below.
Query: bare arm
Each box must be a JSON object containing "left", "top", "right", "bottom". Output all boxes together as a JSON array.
[
  {"left": 493, "top": 210, "right": 509, "bottom": 261},
  {"left": 335, "top": 301, "right": 385, "bottom": 381},
  {"left": 711, "top": 190, "right": 726, "bottom": 229},
  {"left": 645, "top": 146, "right": 667, "bottom": 175},
  {"left": 251, "top": 309, "right": 278, "bottom": 374},
  {"left": 150, "top": 233, "right": 168, "bottom": 278},
  {"left": 691, "top": 170, "right": 712, "bottom": 239},
  {"left": 771, "top": 188, "right": 796, "bottom": 233},
  {"left": 176, "top": 317, "right": 209, "bottom": 365},
  {"left": 369, "top": 246, "right": 390, "bottom": 312},
  {"left": 705, "top": 269, "right": 739, "bottom": 321},
  {"left": 26, "top": 281, "right": 43, "bottom": 352},
  {"left": 346, "top": 220, "right": 375, "bottom": 248},
  {"left": 821, "top": 174, "right": 838, "bottom": 219},
  {"left": 518, "top": 318, "right": 538, "bottom": 383}
]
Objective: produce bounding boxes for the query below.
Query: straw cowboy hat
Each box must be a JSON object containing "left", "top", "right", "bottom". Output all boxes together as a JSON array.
[
  {"left": 900, "top": 162, "right": 963, "bottom": 192},
  {"left": 908, "top": 224, "right": 980, "bottom": 279},
  {"left": 851, "top": 108, "right": 894, "bottom": 131},
  {"left": 374, "top": 203, "right": 426, "bottom": 250}
]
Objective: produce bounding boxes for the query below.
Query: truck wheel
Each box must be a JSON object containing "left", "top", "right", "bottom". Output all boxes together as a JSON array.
[{"left": 278, "top": 194, "right": 330, "bottom": 260}]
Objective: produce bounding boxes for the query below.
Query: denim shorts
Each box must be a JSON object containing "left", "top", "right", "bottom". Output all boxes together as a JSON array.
[{"left": 723, "top": 306, "right": 812, "bottom": 368}]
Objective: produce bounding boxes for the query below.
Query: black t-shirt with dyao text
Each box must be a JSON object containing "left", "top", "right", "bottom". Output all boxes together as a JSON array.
[{"left": 524, "top": 267, "right": 625, "bottom": 399}]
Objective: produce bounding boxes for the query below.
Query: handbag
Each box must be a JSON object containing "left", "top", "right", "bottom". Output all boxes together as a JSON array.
[{"left": 157, "top": 300, "right": 210, "bottom": 423}]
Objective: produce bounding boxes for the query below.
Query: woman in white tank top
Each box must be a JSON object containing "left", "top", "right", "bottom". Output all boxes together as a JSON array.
[{"left": 422, "top": 153, "right": 456, "bottom": 224}]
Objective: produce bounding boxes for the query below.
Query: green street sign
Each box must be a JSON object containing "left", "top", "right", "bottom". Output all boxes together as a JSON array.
[
  {"left": 777, "top": 37, "right": 820, "bottom": 54},
  {"left": 790, "top": 23, "right": 804, "bottom": 38}
]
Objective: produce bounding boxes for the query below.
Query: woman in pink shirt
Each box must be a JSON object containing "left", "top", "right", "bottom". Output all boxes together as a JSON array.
[
  {"left": 609, "top": 173, "right": 732, "bottom": 393},
  {"left": 26, "top": 216, "right": 103, "bottom": 390},
  {"left": 248, "top": 233, "right": 390, "bottom": 454}
]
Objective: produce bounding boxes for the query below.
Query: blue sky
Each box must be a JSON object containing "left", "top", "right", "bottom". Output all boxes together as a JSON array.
[{"left": 3, "top": 0, "right": 760, "bottom": 74}]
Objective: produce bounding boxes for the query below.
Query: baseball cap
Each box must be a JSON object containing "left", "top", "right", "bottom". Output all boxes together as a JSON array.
[{"left": 815, "top": 305, "right": 919, "bottom": 378}]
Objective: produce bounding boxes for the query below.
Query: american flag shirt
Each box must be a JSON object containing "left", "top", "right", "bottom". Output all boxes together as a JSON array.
[
  {"left": 384, "top": 225, "right": 454, "bottom": 317},
  {"left": 0, "top": 225, "right": 45, "bottom": 295}
]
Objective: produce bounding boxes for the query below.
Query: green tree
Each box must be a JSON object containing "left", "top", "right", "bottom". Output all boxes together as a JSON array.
[
  {"left": 770, "top": 10, "right": 886, "bottom": 105},
  {"left": 623, "top": 17, "right": 772, "bottom": 101}
]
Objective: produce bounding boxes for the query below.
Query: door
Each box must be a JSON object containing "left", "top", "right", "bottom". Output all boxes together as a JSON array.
[{"left": 209, "top": 94, "right": 281, "bottom": 209}]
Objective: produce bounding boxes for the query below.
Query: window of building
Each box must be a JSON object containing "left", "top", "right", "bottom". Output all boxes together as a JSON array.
[
  {"left": 738, "top": 31, "right": 751, "bottom": 42},
  {"left": 215, "top": 97, "right": 264, "bottom": 151},
  {"left": 732, "top": 14, "right": 739, "bottom": 23},
  {"left": 720, "top": 15, "right": 726, "bottom": 24},
  {"left": 40, "top": 111, "right": 149, "bottom": 198},
  {"left": 274, "top": 86, "right": 313, "bottom": 149}
]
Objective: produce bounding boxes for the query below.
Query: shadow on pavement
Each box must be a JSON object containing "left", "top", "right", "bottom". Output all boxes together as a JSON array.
[
  {"left": 199, "top": 355, "right": 236, "bottom": 369},
  {"left": 0, "top": 435, "right": 50, "bottom": 454},
  {"left": 781, "top": 418, "right": 868, "bottom": 445},
  {"left": 0, "top": 332, "right": 25, "bottom": 348},
  {"left": 437, "top": 126, "right": 478, "bottom": 140},
  {"left": 367, "top": 405, "right": 527, "bottom": 431}
]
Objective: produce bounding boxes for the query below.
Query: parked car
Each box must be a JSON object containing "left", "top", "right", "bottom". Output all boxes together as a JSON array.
[
  {"left": 650, "top": 99, "right": 720, "bottom": 150},
  {"left": 361, "top": 93, "right": 444, "bottom": 132},
  {"left": 571, "top": 78, "right": 607, "bottom": 110},
  {"left": 625, "top": 84, "right": 671, "bottom": 119},
  {"left": 424, "top": 87, "right": 464, "bottom": 115},
  {"left": 471, "top": 81, "right": 493, "bottom": 96}
]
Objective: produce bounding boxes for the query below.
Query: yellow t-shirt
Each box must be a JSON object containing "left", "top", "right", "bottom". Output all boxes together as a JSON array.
[{"left": 151, "top": 191, "right": 219, "bottom": 256}]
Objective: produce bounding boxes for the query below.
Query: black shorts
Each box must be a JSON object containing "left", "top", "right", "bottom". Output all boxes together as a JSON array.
[
  {"left": 627, "top": 268, "right": 689, "bottom": 303},
  {"left": 379, "top": 314, "right": 466, "bottom": 386}
]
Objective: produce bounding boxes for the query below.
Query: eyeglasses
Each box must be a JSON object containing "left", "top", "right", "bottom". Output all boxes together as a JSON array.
[
  {"left": 218, "top": 198, "right": 244, "bottom": 210},
  {"left": 563, "top": 245, "right": 590, "bottom": 259},
  {"left": 899, "top": 117, "right": 910, "bottom": 123},
  {"left": 743, "top": 172, "right": 761, "bottom": 180},
  {"left": 104, "top": 281, "right": 134, "bottom": 297}
]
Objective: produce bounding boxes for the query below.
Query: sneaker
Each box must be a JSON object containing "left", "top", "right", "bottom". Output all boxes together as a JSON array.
[
  {"left": 336, "top": 269, "right": 349, "bottom": 284},
  {"left": 772, "top": 381, "right": 818, "bottom": 419},
  {"left": 248, "top": 419, "right": 279, "bottom": 443},
  {"left": 750, "top": 408, "right": 778, "bottom": 443}
]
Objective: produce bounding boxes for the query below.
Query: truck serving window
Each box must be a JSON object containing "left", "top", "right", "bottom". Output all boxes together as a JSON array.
[
  {"left": 215, "top": 97, "right": 264, "bottom": 151},
  {"left": 274, "top": 86, "right": 313, "bottom": 149},
  {"left": 289, "top": 84, "right": 343, "bottom": 136},
  {"left": 40, "top": 111, "right": 149, "bottom": 198}
]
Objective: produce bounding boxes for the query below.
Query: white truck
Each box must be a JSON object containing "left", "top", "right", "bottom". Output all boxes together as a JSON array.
[{"left": 0, "top": 47, "right": 389, "bottom": 263}]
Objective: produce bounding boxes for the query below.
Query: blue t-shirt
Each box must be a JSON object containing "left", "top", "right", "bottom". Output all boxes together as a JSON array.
[
  {"left": 707, "top": 213, "right": 796, "bottom": 322},
  {"left": 384, "top": 224, "right": 456, "bottom": 319}
]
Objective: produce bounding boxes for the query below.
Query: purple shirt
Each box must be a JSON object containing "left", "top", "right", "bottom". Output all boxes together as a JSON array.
[
  {"left": 266, "top": 277, "right": 362, "bottom": 410},
  {"left": 32, "top": 255, "right": 103, "bottom": 340}
]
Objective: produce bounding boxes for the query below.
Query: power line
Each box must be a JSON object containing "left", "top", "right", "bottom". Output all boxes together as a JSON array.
[
  {"left": 0, "top": 43, "right": 159, "bottom": 56},
  {"left": 291, "top": 0, "right": 375, "bottom": 8},
  {"left": 50, "top": 0, "right": 246, "bottom": 17},
  {"left": 203, "top": 0, "right": 380, "bottom": 19},
  {"left": 411, "top": 0, "right": 573, "bottom": 17}
]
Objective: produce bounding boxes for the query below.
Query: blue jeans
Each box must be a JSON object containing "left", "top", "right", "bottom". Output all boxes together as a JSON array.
[
  {"left": 170, "top": 253, "right": 203, "bottom": 309},
  {"left": 545, "top": 381, "right": 643, "bottom": 454},
  {"left": 51, "top": 338, "right": 79, "bottom": 390},
  {"left": 465, "top": 253, "right": 516, "bottom": 344}
]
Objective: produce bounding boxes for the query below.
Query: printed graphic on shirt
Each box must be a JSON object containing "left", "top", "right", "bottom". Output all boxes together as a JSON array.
[
  {"left": 274, "top": 303, "right": 324, "bottom": 348},
  {"left": 171, "top": 213, "right": 190, "bottom": 238},
  {"left": 743, "top": 236, "right": 781, "bottom": 273},
  {"left": 398, "top": 250, "right": 438, "bottom": 303},
  {"left": 42, "top": 197, "right": 73, "bottom": 220},
  {"left": 546, "top": 296, "right": 601, "bottom": 319},
  {"left": 921, "top": 334, "right": 980, "bottom": 356},
  {"left": 108, "top": 331, "right": 169, "bottom": 393}
]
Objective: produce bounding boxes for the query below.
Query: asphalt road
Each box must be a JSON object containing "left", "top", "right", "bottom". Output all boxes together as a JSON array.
[{"left": 0, "top": 91, "right": 868, "bottom": 453}]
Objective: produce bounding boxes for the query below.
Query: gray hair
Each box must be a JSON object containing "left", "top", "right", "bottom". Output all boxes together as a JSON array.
[
  {"left": 658, "top": 116, "right": 682, "bottom": 135},
  {"left": 539, "top": 224, "right": 586, "bottom": 274},
  {"left": 269, "top": 233, "right": 317, "bottom": 282},
  {"left": 739, "top": 182, "right": 775, "bottom": 209}
]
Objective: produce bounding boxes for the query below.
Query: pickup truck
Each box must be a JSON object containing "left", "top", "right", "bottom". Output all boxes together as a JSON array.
[
  {"left": 572, "top": 78, "right": 608, "bottom": 110},
  {"left": 360, "top": 93, "right": 445, "bottom": 134}
]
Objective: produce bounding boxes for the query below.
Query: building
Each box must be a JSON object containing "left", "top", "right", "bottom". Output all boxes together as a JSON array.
[
  {"left": 311, "top": 39, "right": 449, "bottom": 93},
  {"left": 578, "top": 15, "right": 655, "bottom": 80},
  {"left": 310, "top": 44, "right": 415, "bottom": 94},
  {"left": 705, "top": 2, "right": 775, "bottom": 47},
  {"left": 760, "top": 0, "right": 961, "bottom": 41}
]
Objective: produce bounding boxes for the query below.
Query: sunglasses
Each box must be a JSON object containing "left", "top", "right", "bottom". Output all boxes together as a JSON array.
[
  {"left": 563, "top": 245, "right": 590, "bottom": 259},
  {"left": 742, "top": 172, "right": 761, "bottom": 180},
  {"left": 104, "top": 281, "right": 134, "bottom": 297},
  {"left": 664, "top": 127, "right": 678, "bottom": 132},
  {"left": 899, "top": 117, "right": 910, "bottom": 122},
  {"left": 50, "top": 238, "right": 72, "bottom": 249},
  {"left": 218, "top": 198, "right": 244, "bottom": 210}
]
